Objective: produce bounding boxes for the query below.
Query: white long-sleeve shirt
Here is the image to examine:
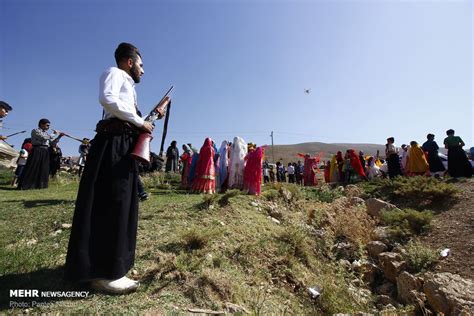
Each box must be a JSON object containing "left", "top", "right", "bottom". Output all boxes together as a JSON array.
[{"left": 99, "top": 67, "right": 144, "bottom": 128}]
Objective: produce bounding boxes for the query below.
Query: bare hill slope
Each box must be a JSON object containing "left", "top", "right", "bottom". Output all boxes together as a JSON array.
[{"left": 268, "top": 142, "right": 385, "bottom": 163}]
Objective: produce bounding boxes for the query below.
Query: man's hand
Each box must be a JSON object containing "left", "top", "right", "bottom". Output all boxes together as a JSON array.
[
  {"left": 141, "top": 121, "right": 154, "bottom": 134},
  {"left": 0, "top": 135, "right": 7, "bottom": 141}
]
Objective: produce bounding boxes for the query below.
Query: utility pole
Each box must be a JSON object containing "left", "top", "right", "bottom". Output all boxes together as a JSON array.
[{"left": 270, "top": 131, "right": 274, "bottom": 163}]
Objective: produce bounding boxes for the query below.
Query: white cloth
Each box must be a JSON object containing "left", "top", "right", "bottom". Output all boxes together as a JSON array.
[
  {"left": 287, "top": 165, "right": 295, "bottom": 175},
  {"left": 99, "top": 67, "right": 144, "bottom": 128},
  {"left": 366, "top": 161, "right": 381, "bottom": 179},
  {"left": 18, "top": 149, "right": 28, "bottom": 165},
  {"left": 228, "top": 136, "right": 247, "bottom": 189}
]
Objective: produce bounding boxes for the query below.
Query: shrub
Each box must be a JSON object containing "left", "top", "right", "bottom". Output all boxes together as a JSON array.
[
  {"left": 279, "top": 184, "right": 303, "bottom": 202},
  {"left": 278, "top": 226, "right": 310, "bottom": 263},
  {"left": 262, "top": 189, "right": 279, "bottom": 201},
  {"left": 180, "top": 226, "right": 217, "bottom": 251},
  {"left": 360, "top": 176, "right": 459, "bottom": 209},
  {"left": 404, "top": 240, "right": 438, "bottom": 273},
  {"left": 304, "top": 185, "right": 343, "bottom": 203},
  {"left": 325, "top": 199, "right": 376, "bottom": 246},
  {"left": 198, "top": 194, "right": 219, "bottom": 210},
  {"left": 218, "top": 189, "right": 241, "bottom": 206},
  {"left": 381, "top": 209, "right": 433, "bottom": 241}
]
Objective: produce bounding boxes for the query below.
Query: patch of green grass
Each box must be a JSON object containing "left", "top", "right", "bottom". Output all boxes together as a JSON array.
[
  {"left": 303, "top": 185, "right": 343, "bottom": 203},
  {"left": 381, "top": 208, "right": 433, "bottom": 242},
  {"left": 404, "top": 240, "right": 438, "bottom": 273}
]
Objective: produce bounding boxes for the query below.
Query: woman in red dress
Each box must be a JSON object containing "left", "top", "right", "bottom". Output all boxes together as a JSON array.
[
  {"left": 192, "top": 138, "right": 216, "bottom": 194},
  {"left": 348, "top": 149, "right": 368, "bottom": 180},
  {"left": 297, "top": 153, "right": 320, "bottom": 186},
  {"left": 243, "top": 146, "right": 264, "bottom": 195},
  {"left": 180, "top": 144, "right": 193, "bottom": 189}
]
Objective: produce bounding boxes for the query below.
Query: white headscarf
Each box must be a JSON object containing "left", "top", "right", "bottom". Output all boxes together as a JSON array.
[{"left": 228, "top": 136, "right": 247, "bottom": 189}]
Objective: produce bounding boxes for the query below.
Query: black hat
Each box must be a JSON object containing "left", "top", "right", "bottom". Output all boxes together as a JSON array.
[{"left": 0, "top": 101, "right": 12, "bottom": 111}]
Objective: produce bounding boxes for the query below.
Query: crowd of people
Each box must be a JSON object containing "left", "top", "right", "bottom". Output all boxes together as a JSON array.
[
  {"left": 320, "top": 133, "right": 473, "bottom": 184},
  {"left": 171, "top": 137, "right": 264, "bottom": 195}
]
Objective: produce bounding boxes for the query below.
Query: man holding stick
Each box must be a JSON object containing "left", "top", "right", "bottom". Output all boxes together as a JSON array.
[
  {"left": 0, "top": 101, "right": 13, "bottom": 140},
  {"left": 65, "top": 43, "right": 162, "bottom": 294}
]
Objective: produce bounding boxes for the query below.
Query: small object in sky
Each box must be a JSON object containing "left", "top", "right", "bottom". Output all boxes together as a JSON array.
[
  {"left": 304, "top": 88, "right": 311, "bottom": 94},
  {"left": 440, "top": 248, "right": 450, "bottom": 258}
]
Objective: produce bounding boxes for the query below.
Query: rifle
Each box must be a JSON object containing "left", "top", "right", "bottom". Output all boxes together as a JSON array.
[
  {"left": 63, "top": 133, "right": 84, "bottom": 142},
  {"left": 5, "top": 130, "right": 26, "bottom": 138},
  {"left": 131, "top": 86, "right": 173, "bottom": 164}
]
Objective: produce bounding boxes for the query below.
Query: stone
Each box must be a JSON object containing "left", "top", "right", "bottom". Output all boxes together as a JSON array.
[
  {"left": 376, "top": 295, "right": 397, "bottom": 307},
  {"left": 345, "top": 184, "right": 363, "bottom": 198},
  {"left": 334, "top": 241, "right": 357, "bottom": 260},
  {"left": 371, "top": 226, "right": 391, "bottom": 244},
  {"left": 376, "top": 281, "right": 396, "bottom": 296},
  {"left": 366, "top": 241, "right": 388, "bottom": 259},
  {"left": 396, "top": 271, "right": 423, "bottom": 304},
  {"left": 365, "top": 198, "right": 399, "bottom": 219},
  {"left": 339, "top": 259, "right": 351, "bottom": 270},
  {"left": 225, "top": 302, "right": 249, "bottom": 314},
  {"left": 279, "top": 187, "right": 293, "bottom": 202},
  {"left": 267, "top": 205, "right": 283, "bottom": 220},
  {"left": 378, "top": 252, "right": 407, "bottom": 283},
  {"left": 269, "top": 217, "right": 281, "bottom": 224},
  {"left": 61, "top": 223, "right": 72, "bottom": 229},
  {"left": 350, "top": 197, "right": 365, "bottom": 206},
  {"left": 423, "top": 272, "right": 474, "bottom": 316},
  {"left": 351, "top": 260, "right": 380, "bottom": 285},
  {"left": 51, "top": 229, "right": 63, "bottom": 237},
  {"left": 26, "top": 239, "right": 38, "bottom": 246}
]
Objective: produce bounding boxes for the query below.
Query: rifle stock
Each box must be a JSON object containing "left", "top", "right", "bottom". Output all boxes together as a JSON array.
[{"left": 130, "top": 133, "right": 153, "bottom": 164}]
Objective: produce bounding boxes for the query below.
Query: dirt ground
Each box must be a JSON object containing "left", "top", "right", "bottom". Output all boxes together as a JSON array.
[{"left": 419, "top": 178, "right": 474, "bottom": 280}]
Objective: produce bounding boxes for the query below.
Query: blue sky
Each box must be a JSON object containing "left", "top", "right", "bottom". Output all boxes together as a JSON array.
[{"left": 1, "top": 0, "right": 472, "bottom": 156}]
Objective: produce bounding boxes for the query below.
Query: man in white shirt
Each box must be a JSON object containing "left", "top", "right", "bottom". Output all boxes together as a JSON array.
[
  {"left": 66, "top": 43, "right": 158, "bottom": 294},
  {"left": 0, "top": 101, "right": 12, "bottom": 140}
]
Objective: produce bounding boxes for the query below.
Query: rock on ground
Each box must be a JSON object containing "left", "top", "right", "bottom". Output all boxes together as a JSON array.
[{"left": 423, "top": 272, "right": 474, "bottom": 316}]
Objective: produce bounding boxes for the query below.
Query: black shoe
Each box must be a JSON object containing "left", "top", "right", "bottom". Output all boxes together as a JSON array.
[{"left": 138, "top": 192, "right": 149, "bottom": 201}]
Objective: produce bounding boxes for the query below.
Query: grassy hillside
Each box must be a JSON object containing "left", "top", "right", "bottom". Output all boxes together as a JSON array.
[
  {"left": 0, "top": 169, "right": 373, "bottom": 314},
  {"left": 1, "top": 166, "right": 464, "bottom": 314}
]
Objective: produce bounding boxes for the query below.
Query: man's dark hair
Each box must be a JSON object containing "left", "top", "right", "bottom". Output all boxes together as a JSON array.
[
  {"left": 427, "top": 133, "right": 434, "bottom": 139},
  {"left": 0, "top": 101, "right": 12, "bottom": 111},
  {"left": 114, "top": 42, "right": 141, "bottom": 66},
  {"left": 38, "top": 118, "right": 50, "bottom": 127},
  {"left": 387, "top": 137, "right": 395, "bottom": 143},
  {"left": 446, "top": 129, "right": 455, "bottom": 136}
]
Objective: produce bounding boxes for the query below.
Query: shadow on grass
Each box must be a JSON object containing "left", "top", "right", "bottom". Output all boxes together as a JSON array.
[
  {"left": 0, "top": 186, "right": 17, "bottom": 191},
  {"left": 2, "top": 199, "right": 73, "bottom": 208},
  {"left": 158, "top": 242, "right": 184, "bottom": 254},
  {"left": 0, "top": 267, "right": 90, "bottom": 311}
]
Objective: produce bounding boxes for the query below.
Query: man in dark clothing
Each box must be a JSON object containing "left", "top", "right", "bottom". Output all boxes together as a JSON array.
[
  {"left": 65, "top": 43, "right": 158, "bottom": 294},
  {"left": 49, "top": 143, "right": 62, "bottom": 177},
  {"left": 165, "top": 140, "right": 179, "bottom": 172}
]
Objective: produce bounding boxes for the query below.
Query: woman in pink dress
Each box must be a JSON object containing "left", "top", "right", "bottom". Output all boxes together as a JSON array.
[
  {"left": 192, "top": 138, "right": 216, "bottom": 194},
  {"left": 180, "top": 144, "right": 193, "bottom": 189}
]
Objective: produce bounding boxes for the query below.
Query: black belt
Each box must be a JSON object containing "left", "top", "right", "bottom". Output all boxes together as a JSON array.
[{"left": 95, "top": 119, "right": 139, "bottom": 135}]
